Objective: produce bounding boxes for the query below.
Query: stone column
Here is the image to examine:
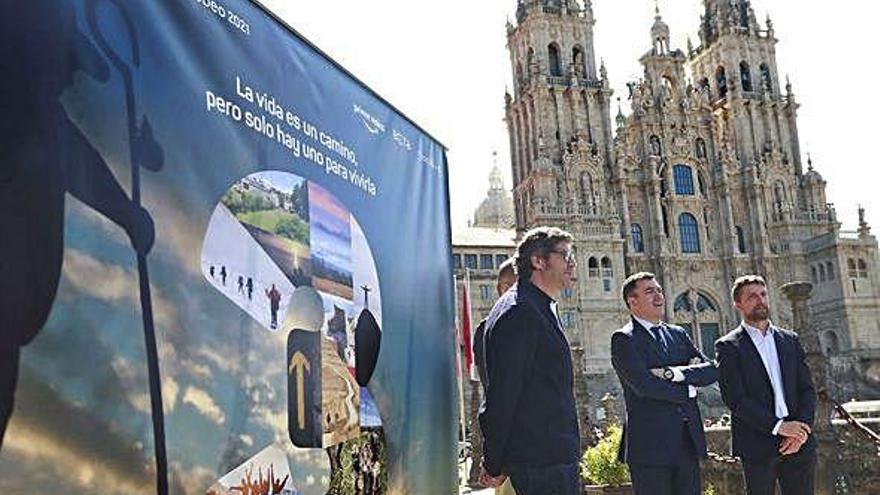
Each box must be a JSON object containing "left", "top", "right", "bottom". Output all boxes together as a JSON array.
[
  {"left": 599, "top": 392, "right": 619, "bottom": 430},
  {"left": 780, "top": 281, "right": 835, "bottom": 495},
  {"left": 780, "top": 281, "right": 831, "bottom": 431}
]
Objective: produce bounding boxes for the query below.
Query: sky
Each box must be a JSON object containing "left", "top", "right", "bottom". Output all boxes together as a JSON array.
[{"left": 259, "top": 0, "right": 880, "bottom": 232}]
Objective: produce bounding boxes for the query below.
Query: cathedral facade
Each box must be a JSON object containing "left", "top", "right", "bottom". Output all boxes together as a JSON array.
[{"left": 501, "top": 0, "right": 880, "bottom": 417}]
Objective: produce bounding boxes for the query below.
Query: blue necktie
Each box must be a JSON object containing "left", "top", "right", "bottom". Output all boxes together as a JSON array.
[{"left": 650, "top": 325, "right": 668, "bottom": 351}]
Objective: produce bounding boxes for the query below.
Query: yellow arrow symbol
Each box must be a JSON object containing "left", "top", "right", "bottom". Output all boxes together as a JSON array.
[{"left": 289, "top": 351, "right": 311, "bottom": 431}]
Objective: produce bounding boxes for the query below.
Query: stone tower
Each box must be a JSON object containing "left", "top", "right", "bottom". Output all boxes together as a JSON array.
[
  {"left": 689, "top": 0, "right": 837, "bottom": 281},
  {"left": 505, "top": 0, "right": 625, "bottom": 371}
]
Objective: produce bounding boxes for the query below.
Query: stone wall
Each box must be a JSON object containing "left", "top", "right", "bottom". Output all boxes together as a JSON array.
[{"left": 702, "top": 424, "right": 880, "bottom": 494}]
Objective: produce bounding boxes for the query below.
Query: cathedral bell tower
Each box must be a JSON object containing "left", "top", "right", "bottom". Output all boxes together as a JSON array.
[
  {"left": 505, "top": 0, "right": 617, "bottom": 236},
  {"left": 505, "top": 0, "right": 625, "bottom": 390},
  {"left": 688, "top": 0, "right": 837, "bottom": 279}
]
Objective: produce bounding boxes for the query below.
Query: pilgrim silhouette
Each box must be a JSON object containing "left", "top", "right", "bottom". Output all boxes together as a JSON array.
[{"left": 0, "top": 0, "right": 165, "bottom": 492}]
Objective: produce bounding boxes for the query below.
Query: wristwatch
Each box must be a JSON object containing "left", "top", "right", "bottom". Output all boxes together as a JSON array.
[{"left": 663, "top": 367, "right": 675, "bottom": 381}]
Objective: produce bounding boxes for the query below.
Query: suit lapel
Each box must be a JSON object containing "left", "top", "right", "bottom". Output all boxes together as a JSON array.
[{"left": 737, "top": 325, "right": 775, "bottom": 396}]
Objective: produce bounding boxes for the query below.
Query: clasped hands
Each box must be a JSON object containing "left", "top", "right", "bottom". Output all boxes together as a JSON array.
[{"left": 777, "top": 420, "right": 811, "bottom": 456}]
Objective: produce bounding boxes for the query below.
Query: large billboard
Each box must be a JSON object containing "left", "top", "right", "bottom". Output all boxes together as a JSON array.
[{"left": 0, "top": 0, "right": 455, "bottom": 493}]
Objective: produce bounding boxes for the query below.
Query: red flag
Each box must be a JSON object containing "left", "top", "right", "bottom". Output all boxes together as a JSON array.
[{"left": 461, "top": 272, "right": 474, "bottom": 381}]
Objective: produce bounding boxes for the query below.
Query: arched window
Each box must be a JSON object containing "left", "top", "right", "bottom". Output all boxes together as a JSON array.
[
  {"left": 823, "top": 331, "right": 840, "bottom": 355},
  {"left": 649, "top": 135, "right": 662, "bottom": 156},
  {"left": 760, "top": 63, "right": 772, "bottom": 93},
  {"left": 673, "top": 165, "right": 695, "bottom": 195},
  {"left": 631, "top": 223, "right": 644, "bottom": 253},
  {"left": 735, "top": 226, "right": 747, "bottom": 254},
  {"left": 679, "top": 213, "right": 701, "bottom": 253},
  {"left": 848, "top": 258, "right": 857, "bottom": 278},
  {"left": 572, "top": 46, "right": 585, "bottom": 78},
  {"left": 548, "top": 43, "right": 562, "bottom": 77},
  {"left": 740, "top": 61, "right": 753, "bottom": 92},
  {"left": 695, "top": 138, "right": 707, "bottom": 159},
  {"left": 588, "top": 257, "right": 599, "bottom": 277},
  {"left": 810, "top": 266, "right": 818, "bottom": 284},
  {"left": 674, "top": 293, "right": 692, "bottom": 313},
  {"left": 858, "top": 259, "right": 868, "bottom": 278},
  {"left": 819, "top": 263, "right": 826, "bottom": 282},
  {"left": 527, "top": 47, "right": 535, "bottom": 72},
  {"left": 601, "top": 256, "right": 612, "bottom": 277},
  {"left": 673, "top": 291, "right": 720, "bottom": 357},
  {"left": 826, "top": 261, "right": 835, "bottom": 279},
  {"left": 696, "top": 293, "right": 716, "bottom": 311},
  {"left": 716, "top": 66, "right": 728, "bottom": 98}
]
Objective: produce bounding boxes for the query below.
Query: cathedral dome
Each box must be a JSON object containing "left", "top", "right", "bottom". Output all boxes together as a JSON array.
[
  {"left": 803, "top": 155, "right": 824, "bottom": 183},
  {"left": 651, "top": 12, "right": 670, "bottom": 40},
  {"left": 650, "top": 4, "right": 671, "bottom": 55},
  {"left": 473, "top": 164, "right": 515, "bottom": 229}
]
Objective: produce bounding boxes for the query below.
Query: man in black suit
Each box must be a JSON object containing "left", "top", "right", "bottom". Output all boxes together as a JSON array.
[
  {"left": 715, "top": 275, "right": 817, "bottom": 495},
  {"left": 478, "top": 227, "right": 580, "bottom": 495},
  {"left": 474, "top": 257, "right": 516, "bottom": 385},
  {"left": 611, "top": 272, "right": 719, "bottom": 495},
  {"left": 472, "top": 257, "right": 517, "bottom": 495}
]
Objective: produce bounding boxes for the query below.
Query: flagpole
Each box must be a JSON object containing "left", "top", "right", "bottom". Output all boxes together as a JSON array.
[
  {"left": 453, "top": 273, "right": 467, "bottom": 485},
  {"left": 464, "top": 268, "right": 475, "bottom": 381}
]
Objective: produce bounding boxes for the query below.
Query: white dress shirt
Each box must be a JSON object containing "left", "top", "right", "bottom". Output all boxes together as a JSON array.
[
  {"left": 742, "top": 321, "right": 789, "bottom": 434},
  {"left": 634, "top": 317, "right": 696, "bottom": 398}
]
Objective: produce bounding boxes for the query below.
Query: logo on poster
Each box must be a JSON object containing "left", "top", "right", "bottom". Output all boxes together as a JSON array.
[{"left": 353, "top": 104, "right": 386, "bottom": 135}]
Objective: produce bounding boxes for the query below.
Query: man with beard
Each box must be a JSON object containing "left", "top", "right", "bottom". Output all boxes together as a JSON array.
[{"left": 716, "top": 275, "right": 817, "bottom": 494}]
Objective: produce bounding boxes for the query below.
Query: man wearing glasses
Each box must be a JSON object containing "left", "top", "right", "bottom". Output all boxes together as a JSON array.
[{"left": 478, "top": 227, "right": 581, "bottom": 495}]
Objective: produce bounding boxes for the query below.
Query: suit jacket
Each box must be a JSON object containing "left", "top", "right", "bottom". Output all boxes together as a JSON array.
[
  {"left": 611, "top": 318, "right": 719, "bottom": 465},
  {"left": 715, "top": 324, "right": 817, "bottom": 461},
  {"left": 478, "top": 280, "right": 580, "bottom": 476}
]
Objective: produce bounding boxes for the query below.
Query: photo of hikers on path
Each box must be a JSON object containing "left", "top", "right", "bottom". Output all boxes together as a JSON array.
[{"left": 202, "top": 171, "right": 312, "bottom": 332}]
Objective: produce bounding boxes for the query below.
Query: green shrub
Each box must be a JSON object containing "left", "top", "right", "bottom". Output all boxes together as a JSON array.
[{"left": 580, "top": 425, "right": 631, "bottom": 487}]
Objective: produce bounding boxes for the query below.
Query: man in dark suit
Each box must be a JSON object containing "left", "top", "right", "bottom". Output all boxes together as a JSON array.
[
  {"left": 716, "top": 275, "right": 817, "bottom": 494},
  {"left": 478, "top": 227, "right": 580, "bottom": 495},
  {"left": 611, "top": 272, "right": 719, "bottom": 495},
  {"left": 472, "top": 257, "right": 517, "bottom": 495},
  {"left": 473, "top": 257, "right": 517, "bottom": 386}
]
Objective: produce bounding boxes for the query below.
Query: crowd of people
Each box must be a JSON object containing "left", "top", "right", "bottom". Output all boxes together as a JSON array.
[{"left": 476, "top": 226, "right": 818, "bottom": 495}]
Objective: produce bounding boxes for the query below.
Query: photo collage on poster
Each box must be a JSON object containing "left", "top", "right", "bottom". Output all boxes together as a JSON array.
[{"left": 201, "top": 171, "right": 383, "bottom": 455}]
